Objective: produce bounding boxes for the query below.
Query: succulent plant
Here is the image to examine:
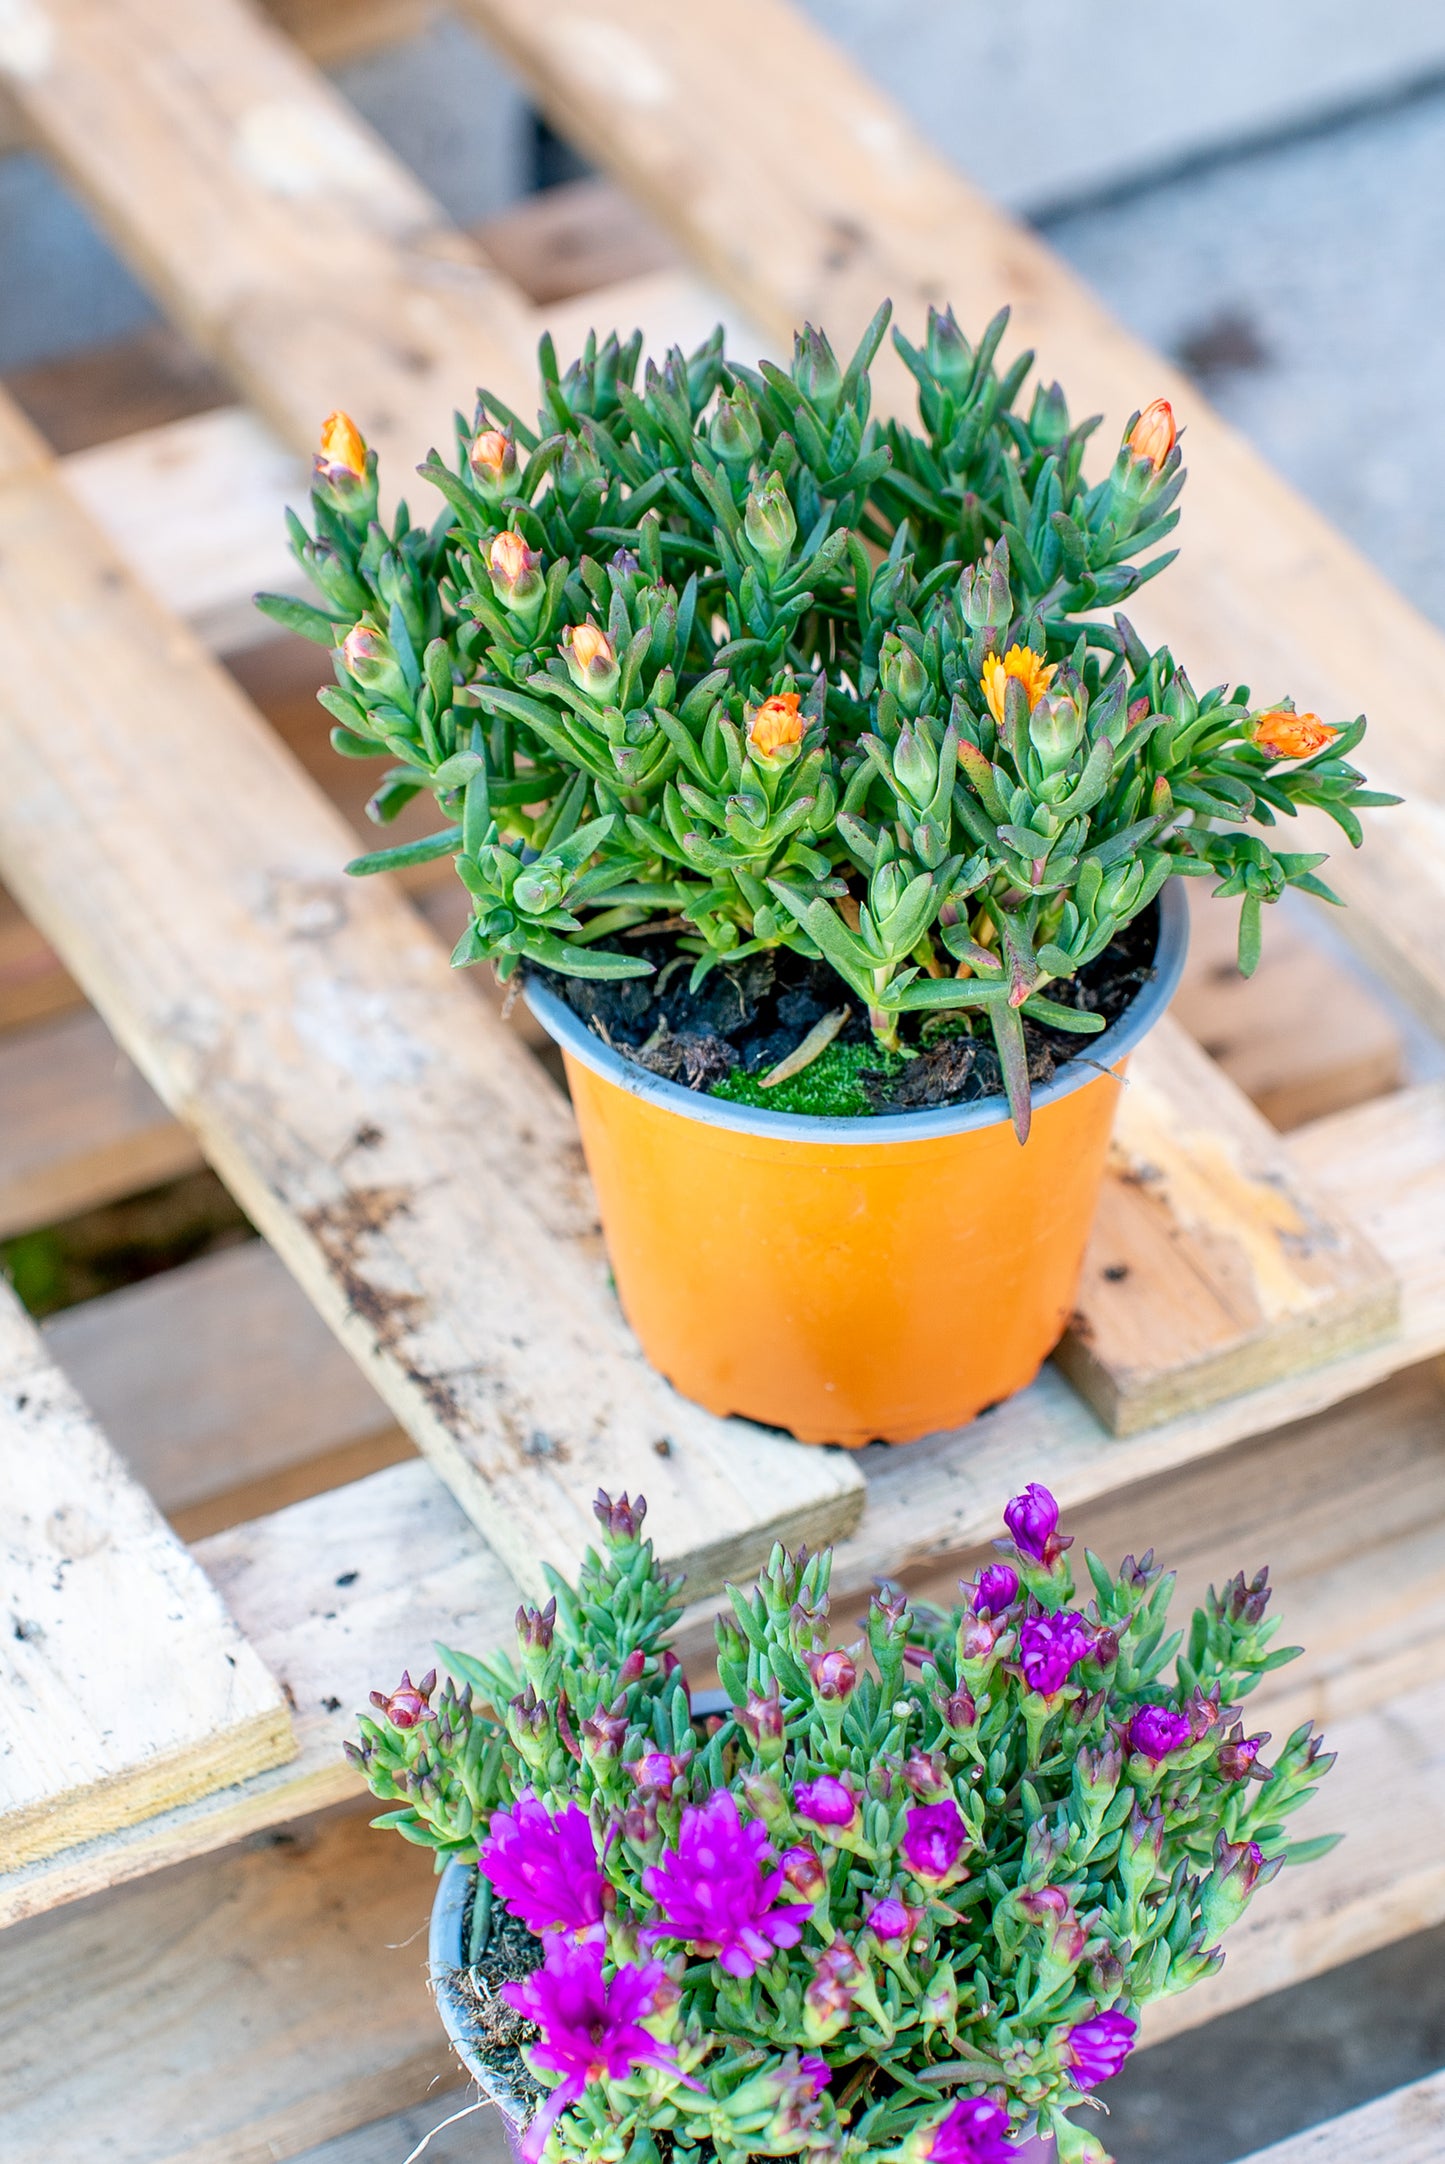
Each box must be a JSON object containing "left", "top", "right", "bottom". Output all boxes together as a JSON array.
[
  {"left": 262, "top": 306, "right": 1392, "bottom": 1134},
  {"left": 350, "top": 1487, "right": 1335, "bottom": 2163}
]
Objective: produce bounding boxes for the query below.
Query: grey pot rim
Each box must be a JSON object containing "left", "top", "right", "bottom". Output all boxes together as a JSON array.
[{"left": 524, "top": 877, "right": 1188, "bottom": 1147}]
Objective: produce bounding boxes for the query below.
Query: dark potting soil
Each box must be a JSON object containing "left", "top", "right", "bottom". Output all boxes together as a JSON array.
[
  {"left": 530, "top": 901, "right": 1162, "bottom": 1118},
  {"left": 449, "top": 1874, "right": 546, "bottom": 2108}
]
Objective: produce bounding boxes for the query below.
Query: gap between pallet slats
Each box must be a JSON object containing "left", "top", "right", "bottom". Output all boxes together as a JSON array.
[
  {"left": 0, "top": 1279, "right": 295, "bottom": 1868},
  {"left": 1235, "top": 2071, "right": 1445, "bottom": 2163}
]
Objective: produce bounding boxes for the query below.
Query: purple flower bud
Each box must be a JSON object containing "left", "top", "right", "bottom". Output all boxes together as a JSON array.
[
  {"left": 782, "top": 1845, "right": 828, "bottom": 1899},
  {"left": 1126, "top": 1704, "right": 1193, "bottom": 1764},
  {"left": 1185, "top": 1686, "right": 1224, "bottom": 1739},
  {"left": 480, "top": 1794, "right": 604, "bottom": 1939},
  {"left": 642, "top": 1793, "right": 811, "bottom": 1978},
  {"left": 1062, "top": 2008, "right": 1137, "bottom": 2088},
  {"left": 1017, "top": 1611, "right": 1093, "bottom": 1696},
  {"left": 903, "top": 1750, "right": 951, "bottom": 1800},
  {"left": 926, "top": 2096, "right": 1017, "bottom": 2164},
  {"left": 972, "top": 1564, "right": 1019, "bottom": 1615},
  {"left": 740, "top": 1687, "right": 786, "bottom": 1746},
  {"left": 1090, "top": 1627, "right": 1121, "bottom": 1670},
  {"left": 623, "top": 1789, "right": 660, "bottom": 1846},
  {"left": 510, "top": 1685, "right": 549, "bottom": 1739},
  {"left": 794, "top": 1775, "right": 859, "bottom": 1831},
  {"left": 1217, "top": 1723, "right": 1271, "bottom": 1782},
  {"left": 961, "top": 1612, "right": 1001, "bottom": 1662},
  {"left": 1004, "top": 1482, "right": 1068, "bottom": 1563},
  {"left": 616, "top": 1648, "right": 647, "bottom": 1690},
  {"left": 806, "top": 1647, "right": 858, "bottom": 1701},
  {"left": 1120, "top": 1549, "right": 1156, "bottom": 1590},
  {"left": 1220, "top": 1566, "right": 1272, "bottom": 1625},
  {"left": 802, "top": 1940, "right": 862, "bottom": 2042},
  {"left": 865, "top": 1895, "right": 921, "bottom": 1942},
  {"left": 934, "top": 1683, "right": 978, "bottom": 1731},
  {"left": 593, "top": 1489, "right": 647, "bottom": 1541},
  {"left": 581, "top": 1702, "right": 629, "bottom": 1758},
  {"left": 515, "top": 1599, "right": 556, "bottom": 1651},
  {"left": 901, "top": 1800, "right": 970, "bottom": 1885},
  {"left": 369, "top": 1667, "right": 435, "bottom": 1729},
  {"left": 1017, "top": 1884, "right": 1088, "bottom": 1964},
  {"left": 628, "top": 1750, "right": 691, "bottom": 1798},
  {"left": 871, "top": 1582, "right": 910, "bottom": 1627}
]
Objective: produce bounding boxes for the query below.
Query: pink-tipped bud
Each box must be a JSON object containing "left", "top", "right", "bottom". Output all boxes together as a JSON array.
[{"left": 370, "top": 1667, "right": 435, "bottom": 1729}]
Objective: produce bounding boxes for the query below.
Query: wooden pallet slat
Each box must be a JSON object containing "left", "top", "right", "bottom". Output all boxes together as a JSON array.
[
  {"left": 1238, "top": 2071, "right": 1445, "bottom": 2163},
  {"left": 0, "top": 1279, "right": 295, "bottom": 1868}
]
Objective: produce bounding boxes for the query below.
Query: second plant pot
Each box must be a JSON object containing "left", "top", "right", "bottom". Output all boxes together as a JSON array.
[{"left": 527, "top": 881, "right": 1187, "bottom": 1449}]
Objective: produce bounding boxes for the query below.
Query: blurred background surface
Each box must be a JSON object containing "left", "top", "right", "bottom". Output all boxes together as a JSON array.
[{"left": 3, "top": 9, "right": 1441, "bottom": 2160}]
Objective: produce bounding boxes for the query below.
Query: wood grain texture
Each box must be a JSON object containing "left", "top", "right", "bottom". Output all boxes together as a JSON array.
[
  {"left": 0, "top": 1800, "right": 460, "bottom": 2164},
  {"left": 1235, "top": 2072, "right": 1445, "bottom": 2163},
  {"left": 0, "top": 0, "right": 538, "bottom": 477},
  {"left": 462, "top": 0, "right": 1445, "bottom": 1034},
  {"left": 1056, "top": 1018, "right": 1399, "bottom": 1434},
  {"left": 0, "top": 1279, "right": 294, "bottom": 1868},
  {"left": 0, "top": 434, "right": 864, "bottom": 1601}
]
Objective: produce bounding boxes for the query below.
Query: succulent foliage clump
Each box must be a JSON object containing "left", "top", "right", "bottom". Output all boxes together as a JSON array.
[
  {"left": 263, "top": 307, "right": 1390, "bottom": 1132},
  {"left": 351, "top": 1486, "right": 1335, "bottom": 2163}
]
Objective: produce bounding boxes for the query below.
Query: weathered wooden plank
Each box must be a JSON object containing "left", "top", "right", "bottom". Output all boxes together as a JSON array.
[
  {"left": 0, "top": 0, "right": 538, "bottom": 476},
  {"left": 1056, "top": 1017, "right": 1399, "bottom": 1434},
  {"left": 0, "top": 1279, "right": 294, "bottom": 1868},
  {"left": 1236, "top": 2072, "right": 1445, "bottom": 2164},
  {"left": 0, "top": 422, "right": 864, "bottom": 1601},
  {"left": 0, "top": 1800, "right": 459, "bottom": 2164},
  {"left": 463, "top": 0, "right": 1445, "bottom": 1034}
]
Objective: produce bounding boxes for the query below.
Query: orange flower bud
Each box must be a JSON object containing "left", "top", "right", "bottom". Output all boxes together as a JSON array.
[
  {"left": 748, "top": 691, "right": 806, "bottom": 760},
  {"left": 1250, "top": 708, "right": 1340, "bottom": 761},
  {"left": 469, "top": 427, "right": 517, "bottom": 494},
  {"left": 1126, "top": 398, "right": 1176, "bottom": 473},
  {"left": 341, "top": 623, "right": 383, "bottom": 674},
  {"left": 488, "top": 529, "right": 543, "bottom": 613},
  {"left": 981, "top": 645, "right": 1056, "bottom": 728},
  {"left": 562, "top": 618, "right": 620, "bottom": 699},
  {"left": 318, "top": 409, "right": 367, "bottom": 479}
]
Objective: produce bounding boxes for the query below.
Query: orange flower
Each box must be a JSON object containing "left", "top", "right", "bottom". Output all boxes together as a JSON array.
[
  {"left": 488, "top": 528, "right": 542, "bottom": 603},
  {"left": 470, "top": 427, "right": 516, "bottom": 490},
  {"left": 748, "top": 691, "right": 806, "bottom": 759},
  {"left": 981, "top": 645, "right": 1056, "bottom": 727},
  {"left": 318, "top": 409, "right": 367, "bottom": 478},
  {"left": 1250, "top": 708, "right": 1340, "bottom": 761},
  {"left": 1126, "top": 398, "right": 1176, "bottom": 472}
]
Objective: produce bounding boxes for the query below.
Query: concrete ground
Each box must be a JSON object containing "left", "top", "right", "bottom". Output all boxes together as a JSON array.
[{"left": 1, "top": 10, "right": 1442, "bottom": 2159}]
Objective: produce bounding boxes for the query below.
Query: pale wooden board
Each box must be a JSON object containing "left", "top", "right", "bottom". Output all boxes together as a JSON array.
[
  {"left": 0, "top": 1004, "right": 202, "bottom": 1240},
  {"left": 0, "top": 1799, "right": 460, "bottom": 2164},
  {"left": 463, "top": 0, "right": 1445, "bottom": 1037},
  {"left": 43, "top": 1238, "right": 406, "bottom": 1519},
  {"left": 3, "top": 1076, "right": 1442, "bottom": 1924},
  {"left": 0, "top": 426, "right": 864, "bottom": 1601},
  {"left": 1236, "top": 2072, "right": 1445, "bottom": 2164},
  {"left": 0, "top": 0, "right": 539, "bottom": 481},
  {"left": 1055, "top": 1017, "right": 1399, "bottom": 1434},
  {"left": 0, "top": 1279, "right": 294, "bottom": 1868}
]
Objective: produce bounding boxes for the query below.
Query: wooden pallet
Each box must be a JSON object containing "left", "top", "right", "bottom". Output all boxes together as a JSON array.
[{"left": 0, "top": 2, "right": 1442, "bottom": 2159}]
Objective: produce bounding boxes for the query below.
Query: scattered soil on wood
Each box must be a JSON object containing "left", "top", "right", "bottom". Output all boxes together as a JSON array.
[{"left": 531, "top": 902, "right": 1162, "bottom": 1117}]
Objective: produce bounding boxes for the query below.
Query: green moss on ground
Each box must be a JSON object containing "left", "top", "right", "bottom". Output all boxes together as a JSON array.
[{"left": 708, "top": 1040, "right": 902, "bottom": 1118}]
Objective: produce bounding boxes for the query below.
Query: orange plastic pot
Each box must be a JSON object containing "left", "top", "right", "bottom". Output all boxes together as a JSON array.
[{"left": 528, "top": 883, "right": 1187, "bottom": 1447}]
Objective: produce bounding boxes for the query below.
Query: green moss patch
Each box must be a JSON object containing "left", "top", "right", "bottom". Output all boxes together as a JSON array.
[{"left": 708, "top": 1040, "right": 903, "bottom": 1118}]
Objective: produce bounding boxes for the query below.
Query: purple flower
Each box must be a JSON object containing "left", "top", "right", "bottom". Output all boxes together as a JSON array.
[
  {"left": 901, "top": 1800, "right": 969, "bottom": 1884},
  {"left": 643, "top": 1792, "right": 811, "bottom": 1977},
  {"left": 1062, "top": 2009, "right": 1137, "bottom": 2088},
  {"left": 799, "top": 2055, "right": 831, "bottom": 2093},
  {"left": 1017, "top": 1612, "right": 1093, "bottom": 1696},
  {"left": 973, "top": 1565, "right": 1019, "bottom": 1615},
  {"left": 794, "top": 1775, "right": 859, "bottom": 1831},
  {"left": 927, "top": 2096, "right": 1019, "bottom": 2163},
  {"left": 479, "top": 1794, "right": 604, "bottom": 1939},
  {"left": 502, "top": 1937, "right": 677, "bottom": 2163},
  {"left": 1003, "top": 1482, "right": 1063, "bottom": 1563},
  {"left": 1127, "top": 1704, "right": 1193, "bottom": 1764}
]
